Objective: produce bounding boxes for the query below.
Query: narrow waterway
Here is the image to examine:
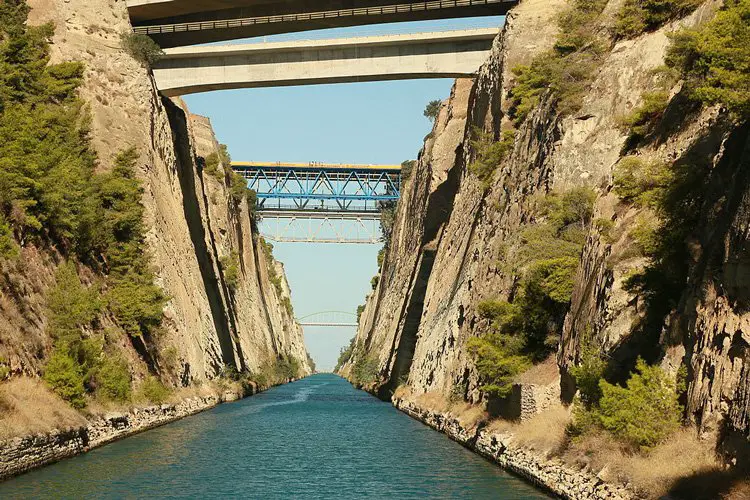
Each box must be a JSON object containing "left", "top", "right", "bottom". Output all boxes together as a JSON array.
[{"left": 0, "top": 374, "right": 547, "bottom": 499}]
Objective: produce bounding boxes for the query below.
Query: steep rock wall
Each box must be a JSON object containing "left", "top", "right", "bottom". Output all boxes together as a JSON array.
[
  {"left": 343, "top": 0, "right": 747, "bottom": 472},
  {"left": 342, "top": 0, "right": 568, "bottom": 402},
  {"left": 0, "top": 0, "right": 309, "bottom": 388}
]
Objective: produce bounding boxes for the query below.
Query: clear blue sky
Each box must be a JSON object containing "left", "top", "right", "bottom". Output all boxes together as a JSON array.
[{"left": 184, "top": 17, "right": 504, "bottom": 371}]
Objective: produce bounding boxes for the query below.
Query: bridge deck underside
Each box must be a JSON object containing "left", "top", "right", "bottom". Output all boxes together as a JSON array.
[{"left": 130, "top": 0, "right": 513, "bottom": 47}]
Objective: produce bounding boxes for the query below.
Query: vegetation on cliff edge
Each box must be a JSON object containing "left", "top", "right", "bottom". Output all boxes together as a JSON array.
[
  {"left": 1, "top": 1, "right": 168, "bottom": 407},
  {"left": 469, "top": 188, "right": 595, "bottom": 396}
]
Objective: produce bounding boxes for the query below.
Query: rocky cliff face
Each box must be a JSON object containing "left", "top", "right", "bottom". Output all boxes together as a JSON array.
[
  {"left": 342, "top": 0, "right": 747, "bottom": 474},
  {"left": 0, "top": 0, "right": 308, "bottom": 391}
]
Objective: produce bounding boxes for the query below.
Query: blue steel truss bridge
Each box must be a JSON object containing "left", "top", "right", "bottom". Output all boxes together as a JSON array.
[{"left": 232, "top": 161, "right": 402, "bottom": 243}]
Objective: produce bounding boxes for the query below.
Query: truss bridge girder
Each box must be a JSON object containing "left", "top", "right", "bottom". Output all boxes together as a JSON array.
[
  {"left": 259, "top": 211, "right": 383, "bottom": 244},
  {"left": 233, "top": 162, "right": 402, "bottom": 214}
]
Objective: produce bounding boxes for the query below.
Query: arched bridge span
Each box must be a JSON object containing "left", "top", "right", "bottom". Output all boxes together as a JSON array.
[{"left": 297, "top": 311, "right": 359, "bottom": 327}]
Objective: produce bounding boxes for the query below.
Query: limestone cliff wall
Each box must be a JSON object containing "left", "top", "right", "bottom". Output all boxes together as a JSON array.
[
  {"left": 0, "top": 0, "right": 309, "bottom": 387},
  {"left": 342, "top": 0, "right": 747, "bottom": 468}
]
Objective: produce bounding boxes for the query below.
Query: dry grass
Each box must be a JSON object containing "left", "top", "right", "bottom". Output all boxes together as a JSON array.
[
  {"left": 565, "top": 428, "right": 724, "bottom": 498},
  {"left": 407, "top": 390, "right": 487, "bottom": 428},
  {"left": 413, "top": 390, "right": 451, "bottom": 413},
  {"left": 393, "top": 383, "right": 412, "bottom": 400},
  {"left": 487, "top": 404, "right": 571, "bottom": 455},
  {"left": 450, "top": 402, "right": 488, "bottom": 429},
  {"left": 0, "top": 377, "right": 87, "bottom": 441}
]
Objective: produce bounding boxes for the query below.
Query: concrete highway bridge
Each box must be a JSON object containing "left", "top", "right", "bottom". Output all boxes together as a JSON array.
[
  {"left": 153, "top": 28, "right": 498, "bottom": 96},
  {"left": 127, "top": 0, "right": 516, "bottom": 47}
]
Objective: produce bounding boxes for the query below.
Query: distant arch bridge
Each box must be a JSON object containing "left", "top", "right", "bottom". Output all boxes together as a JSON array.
[{"left": 296, "top": 311, "right": 359, "bottom": 327}]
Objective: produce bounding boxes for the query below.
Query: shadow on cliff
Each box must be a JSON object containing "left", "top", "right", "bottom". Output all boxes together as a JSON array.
[
  {"left": 668, "top": 467, "right": 749, "bottom": 500},
  {"left": 163, "top": 98, "right": 238, "bottom": 372},
  {"left": 607, "top": 116, "right": 750, "bottom": 384}
]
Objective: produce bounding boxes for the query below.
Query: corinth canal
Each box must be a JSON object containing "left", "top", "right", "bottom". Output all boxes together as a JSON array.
[{"left": 0, "top": 375, "right": 547, "bottom": 499}]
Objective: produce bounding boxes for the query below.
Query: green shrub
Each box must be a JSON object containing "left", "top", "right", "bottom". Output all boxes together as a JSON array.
[
  {"left": 613, "top": 156, "right": 673, "bottom": 208},
  {"left": 203, "top": 152, "right": 224, "bottom": 181},
  {"left": 356, "top": 304, "right": 365, "bottom": 322},
  {"left": 569, "top": 329, "right": 606, "bottom": 405},
  {"left": 423, "top": 99, "right": 442, "bottom": 121},
  {"left": 509, "top": 0, "right": 608, "bottom": 125},
  {"left": 469, "top": 128, "right": 516, "bottom": 187},
  {"left": 44, "top": 349, "right": 86, "bottom": 408},
  {"left": 248, "top": 366, "right": 271, "bottom": 389},
  {"left": 379, "top": 202, "right": 397, "bottom": 246},
  {"left": 555, "top": 0, "right": 609, "bottom": 54},
  {"left": 448, "top": 383, "right": 465, "bottom": 404},
  {"left": 97, "top": 148, "right": 167, "bottom": 339},
  {"left": 260, "top": 237, "right": 274, "bottom": 259},
  {"left": 377, "top": 247, "right": 386, "bottom": 268},
  {"left": 568, "top": 396, "right": 602, "bottom": 436},
  {"left": 621, "top": 90, "right": 671, "bottom": 141},
  {"left": 220, "top": 364, "right": 241, "bottom": 381},
  {"left": 270, "top": 275, "right": 283, "bottom": 296},
  {"left": 370, "top": 275, "right": 379, "bottom": 290},
  {"left": 94, "top": 356, "right": 131, "bottom": 401},
  {"left": 0, "top": 215, "right": 18, "bottom": 259},
  {"left": 139, "top": 376, "right": 170, "bottom": 404},
  {"left": 276, "top": 356, "right": 301, "bottom": 380},
  {"left": 598, "top": 358, "right": 682, "bottom": 449},
  {"left": 615, "top": 0, "right": 702, "bottom": 38},
  {"left": 120, "top": 32, "right": 164, "bottom": 67},
  {"left": 0, "top": 12, "right": 94, "bottom": 251},
  {"left": 47, "top": 262, "right": 102, "bottom": 345},
  {"left": 467, "top": 331, "right": 530, "bottom": 396},
  {"left": 220, "top": 251, "right": 240, "bottom": 292},
  {"left": 107, "top": 271, "right": 166, "bottom": 338},
  {"left": 229, "top": 171, "right": 249, "bottom": 213},
  {"left": 281, "top": 296, "right": 294, "bottom": 316},
  {"left": 246, "top": 189, "right": 259, "bottom": 227},
  {"left": 594, "top": 217, "right": 615, "bottom": 242},
  {"left": 353, "top": 355, "right": 379, "bottom": 385},
  {"left": 400, "top": 160, "right": 416, "bottom": 181},
  {"left": 626, "top": 213, "right": 660, "bottom": 258},
  {"left": 535, "top": 187, "right": 597, "bottom": 230},
  {"left": 666, "top": 0, "right": 750, "bottom": 119},
  {"left": 218, "top": 144, "right": 231, "bottom": 166},
  {"left": 470, "top": 188, "right": 597, "bottom": 394},
  {"left": 306, "top": 352, "right": 316, "bottom": 373},
  {"left": 335, "top": 337, "right": 356, "bottom": 372}
]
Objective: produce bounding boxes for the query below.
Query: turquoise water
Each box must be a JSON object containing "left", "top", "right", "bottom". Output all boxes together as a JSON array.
[{"left": 0, "top": 374, "right": 548, "bottom": 499}]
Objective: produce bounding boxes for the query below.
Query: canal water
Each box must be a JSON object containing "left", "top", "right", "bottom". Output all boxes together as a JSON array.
[{"left": 0, "top": 374, "right": 547, "bottom": 499}]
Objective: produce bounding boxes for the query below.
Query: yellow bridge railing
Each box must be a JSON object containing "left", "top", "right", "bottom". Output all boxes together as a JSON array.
[{"left": 232, "top": 161, "right": 402, "bottom": 171}]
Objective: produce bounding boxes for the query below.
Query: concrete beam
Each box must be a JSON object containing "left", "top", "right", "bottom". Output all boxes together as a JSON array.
[
  {"left": 128, "top": 0, "right": 514, "bottom": 47},
  {"left": 153, "top": 28, "right": 497, "bottom": 96}
]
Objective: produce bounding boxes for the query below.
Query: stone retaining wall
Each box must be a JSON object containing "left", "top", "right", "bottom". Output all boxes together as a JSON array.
[
  {"left": 394, "top": 398, "right": 633, "bottom": 500},
  {"left": 0, "top": 395, "right": 219, "bottom": 481}
]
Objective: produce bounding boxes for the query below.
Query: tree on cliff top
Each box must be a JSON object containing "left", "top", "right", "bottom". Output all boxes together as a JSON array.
[
  {"left": 121, "top": 32, "right": 164, "bottom": 68},
  {"left": 423, "top": 99, "right": 442, "bottom": 121},
  {"left": 666, "top": 0, "right": 750, "bottom": 120}
]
